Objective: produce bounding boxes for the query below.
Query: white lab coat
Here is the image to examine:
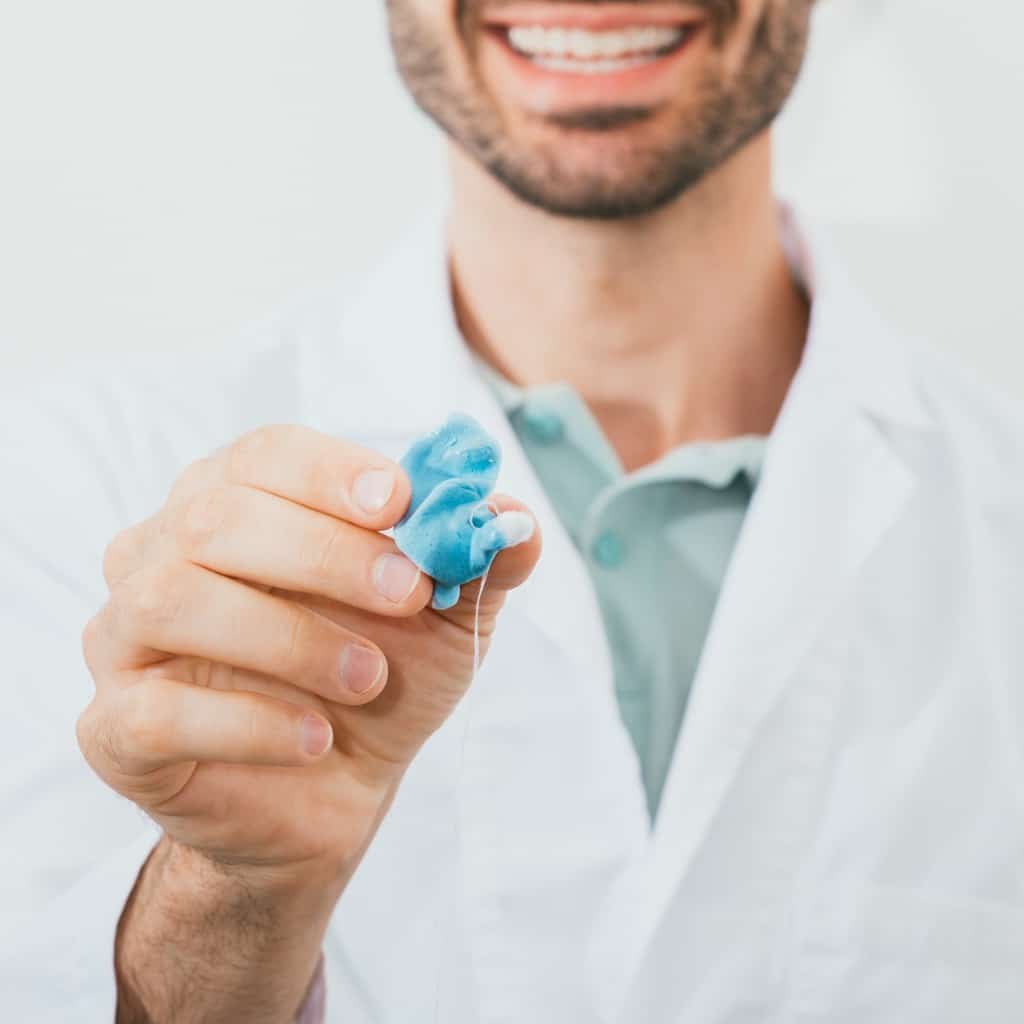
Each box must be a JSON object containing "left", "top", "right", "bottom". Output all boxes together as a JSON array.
[{"left": 2, "top": 202, "right": 1024, "bottom": 1023}]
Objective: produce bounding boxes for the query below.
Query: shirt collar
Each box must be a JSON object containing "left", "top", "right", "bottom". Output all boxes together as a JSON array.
[{"left": 469, "top": 349, "right": 768, "bottom": 489}]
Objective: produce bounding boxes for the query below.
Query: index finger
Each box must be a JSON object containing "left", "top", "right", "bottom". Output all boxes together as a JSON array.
[{"left": 218, "top": 424, "right": 411, "bottom": 530}]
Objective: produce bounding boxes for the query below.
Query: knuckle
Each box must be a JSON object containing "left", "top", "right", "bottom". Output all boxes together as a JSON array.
[
  {"left": 227, "top": 426, "right": 272, "bottom": 482},
  {"left": 120, "top": 684, "right": 176, "bottom": 763},
  {"left": 178, "top": 486, "right": 231, "bottom": 554},
  {"left": 306, "top": 452, "right": 342, "bottom": 509},
  {"left": 77, "top": 696, "right": 130, "bottom": 779},
  {"left": 102, "top": 527, "right": 141, "bottom": 587},
  {"left": 165, "top": 459, "right": 218, "bottom": 516},
  {"left": 242, "top": 699, "right": 264, "bottom": 750},
  {"left": 281, "top": 603, "right": 308, "bottom": 670},
  {"left": 76, "top": 702, "right": 124, "bottom": 784},
  {"left": 124, "top": 563, "right": 189, "bottom": 632},
  {"left": 80, "top": 613, "right": 105, "bottom": 668},
  {"left": 227, "top": 424, "right": 293, "bottom": 482},
  {"left": 171, "top": 456, "right": 216, "bottom": 500},
  {"left": 74, "top": 700, "right": 98, "bottom": 760},
  {"left": 305, "top": 521, "right": 347, "bottom": 584},
  {"left": 278, "top": 603, "right": 322, "bottom": 682}
]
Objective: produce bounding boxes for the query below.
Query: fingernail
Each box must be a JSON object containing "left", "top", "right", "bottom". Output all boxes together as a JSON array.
[
  {"left": 300, "top": 715, "right": 333, "bottom": 756},
  {"left": 372, "top": 553, "right": 421, "bottom": 604},
  {"left": 339, "top": 644, "right": 385, "bottom": 694},
  {"left": 498, "top": 511, "right": 535, "bottom": 547},
  {"left": 352, "top": 468, "right": 395, "bottom": 514}
]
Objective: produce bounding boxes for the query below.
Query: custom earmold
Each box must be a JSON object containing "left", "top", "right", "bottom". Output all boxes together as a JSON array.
[{"left": 394, "top": 413, "right": 534, "bottom": 610}]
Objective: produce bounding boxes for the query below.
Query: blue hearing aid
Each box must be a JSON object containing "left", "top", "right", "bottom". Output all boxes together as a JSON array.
[{"left": 394, "top": 413, "right": 534, "bottom": 610}]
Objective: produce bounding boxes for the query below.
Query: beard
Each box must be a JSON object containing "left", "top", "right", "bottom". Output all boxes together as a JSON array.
[{"left": 385, "top": 0, "right": 814, "bottom": 221}]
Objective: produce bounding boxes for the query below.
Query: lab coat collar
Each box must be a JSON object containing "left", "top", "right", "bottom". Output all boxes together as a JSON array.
[{"left": 777, "top": 201, "right": 933, "bottom": 433}]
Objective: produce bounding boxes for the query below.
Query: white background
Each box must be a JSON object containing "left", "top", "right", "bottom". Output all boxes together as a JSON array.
[{"left": 1, "top": 1, "right": 1022, "bottom": 394}]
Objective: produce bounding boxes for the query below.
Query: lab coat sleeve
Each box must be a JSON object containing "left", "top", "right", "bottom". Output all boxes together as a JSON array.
[
  {"left": 295, "top": 955, "right": 327, "bottom": 1023},
  {"left": 0, "top": 357, "right": 169, "bottom": 1020},
  {"left": 0, "top": 322, "right": 319, "bottom": 1019}
]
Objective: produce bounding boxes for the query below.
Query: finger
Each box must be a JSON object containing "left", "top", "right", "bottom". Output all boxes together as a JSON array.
[
  {"left": 173, "top": 483, "right": 432, "bottom": 616},
  {"left": 103, "top": 459, "right": 224, "bottom": 587},
  {"left": 103, "top": 518, "right": 156, "bottom": 587},
  {"left": 216, "top": 424, "right": 412, "bottom": 531},
  {"left": 474, "top": 510, "right": 536, "bottom": 559},
  {"left": 94, "top": 561, "right": 389, "bottom": 704},
  {"left": 472, "top": 495, "right": 542, "bottom": 592},
  {"left": 80, "top": 678, "right": 335, "bottom": 779}
]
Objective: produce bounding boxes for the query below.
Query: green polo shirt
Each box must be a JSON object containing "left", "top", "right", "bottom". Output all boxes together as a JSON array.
[{"left": 471, "top": 352, "right": 768, "bottom": 823}]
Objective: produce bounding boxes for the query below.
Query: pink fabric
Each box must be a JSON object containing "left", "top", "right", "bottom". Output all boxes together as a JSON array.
[{"left": 294, "top": 954, "right": 326, "bottom": 1024}]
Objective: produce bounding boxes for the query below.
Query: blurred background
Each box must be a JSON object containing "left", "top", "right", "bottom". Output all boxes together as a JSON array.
[{"left": 0, "top": 0, "right": 1021, "bottom": 393}]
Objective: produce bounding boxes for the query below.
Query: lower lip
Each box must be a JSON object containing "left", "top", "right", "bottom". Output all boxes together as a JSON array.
[{"left": 480, "top": 25, "right": 703, "bottom": 114}]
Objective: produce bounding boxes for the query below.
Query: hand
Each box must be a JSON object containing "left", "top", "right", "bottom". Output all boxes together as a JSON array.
[{"left": 77, "top": 424, "right": 541, "bottom": 888}]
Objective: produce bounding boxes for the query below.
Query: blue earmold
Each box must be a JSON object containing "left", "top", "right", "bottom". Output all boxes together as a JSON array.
[{"left": 394, "top": 413, "right": 529, "bottom": 610}]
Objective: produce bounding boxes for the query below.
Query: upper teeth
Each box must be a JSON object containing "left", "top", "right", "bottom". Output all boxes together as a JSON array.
[{"left": 507, "top": 25, "right": 685, "bottom": 61}]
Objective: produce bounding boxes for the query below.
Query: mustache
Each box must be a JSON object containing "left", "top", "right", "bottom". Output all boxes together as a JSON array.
[
  {"left": 459, "top": 1, "right": 740, "bottom": 39},
  {"left": 463, "top": 0, "right": 739, "bottom": 19}
]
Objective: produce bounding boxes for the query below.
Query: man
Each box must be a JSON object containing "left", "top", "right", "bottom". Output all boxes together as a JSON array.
[{"left": 2, "top": 1, "right": 1023, "bottom": 1021}]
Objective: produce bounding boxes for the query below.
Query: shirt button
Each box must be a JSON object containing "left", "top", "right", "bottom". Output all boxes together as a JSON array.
[
  {"left": 520, "top": 403, "right": 565, "bottom": 445},
  {"left": 591, "top": 529, "right": 626, "bottom": 569}
]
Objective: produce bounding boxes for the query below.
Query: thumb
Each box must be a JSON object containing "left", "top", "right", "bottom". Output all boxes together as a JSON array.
[{"left": 474, "top": 494, "right": 542, "bottom": 593}]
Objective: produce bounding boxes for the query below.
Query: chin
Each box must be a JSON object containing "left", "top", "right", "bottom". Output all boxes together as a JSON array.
[
  {"left": 486, "top": 158, "right": 695, "bottom": 221},
  {"left": 489, "top": 119, "right": 683, "bottom": 209}
]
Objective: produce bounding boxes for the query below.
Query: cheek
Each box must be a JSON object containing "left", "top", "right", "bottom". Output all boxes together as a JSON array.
[
  {"left": 714, "top": 0, "right": 770, "bottom": 74},
  {"left": 411, "top": 0, "right": 479, "bottom": 73},
  {"left": 407, "top": 0, "right": 459, "bottom": 38}
]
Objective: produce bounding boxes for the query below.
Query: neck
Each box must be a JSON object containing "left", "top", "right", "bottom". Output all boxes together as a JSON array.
[{"left": 447, "top": 132, "right": 810, "bottom": 471}]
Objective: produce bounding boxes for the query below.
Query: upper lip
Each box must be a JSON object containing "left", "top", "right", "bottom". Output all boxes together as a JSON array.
[{"left": 481, "top": 3, "right": 707, "bottom": 31}]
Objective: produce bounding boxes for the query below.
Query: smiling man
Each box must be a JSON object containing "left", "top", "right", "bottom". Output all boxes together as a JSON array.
[{"left": 4, "top": 2, "right": 1024, "bottom": 1023}]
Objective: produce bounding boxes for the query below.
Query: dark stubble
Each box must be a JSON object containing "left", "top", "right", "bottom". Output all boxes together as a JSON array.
[{"left": 385, "top": 0, "right": 814, "bottom": 220}]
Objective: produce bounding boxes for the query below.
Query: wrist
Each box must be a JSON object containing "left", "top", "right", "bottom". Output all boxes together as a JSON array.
[
  {"left": 173, "top": 768, "right": 404, "bottom": 903},
  {"left": 116, "top": 837, "right": 336, "bottom": 1024},
  {"left": 154, "top": 838, "right": 348, "bottom": 951}
]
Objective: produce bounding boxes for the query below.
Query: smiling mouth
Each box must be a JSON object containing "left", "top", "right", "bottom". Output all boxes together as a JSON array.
[{"left": 490, "top": 23, "right": 698, "bottom": 75}]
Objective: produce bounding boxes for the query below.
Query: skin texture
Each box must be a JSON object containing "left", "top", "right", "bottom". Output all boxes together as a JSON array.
[{"left": 82, "top": 2, "right": 817, "bottom": 1020}]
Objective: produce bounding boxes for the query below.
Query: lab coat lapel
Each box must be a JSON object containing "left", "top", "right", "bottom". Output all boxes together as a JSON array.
[
  {"left": 448, "top": 337, "right": 650, "bottom": 1023},
  {"left": 589, "top": 217, "right": 935, "bottom": 1017}
]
